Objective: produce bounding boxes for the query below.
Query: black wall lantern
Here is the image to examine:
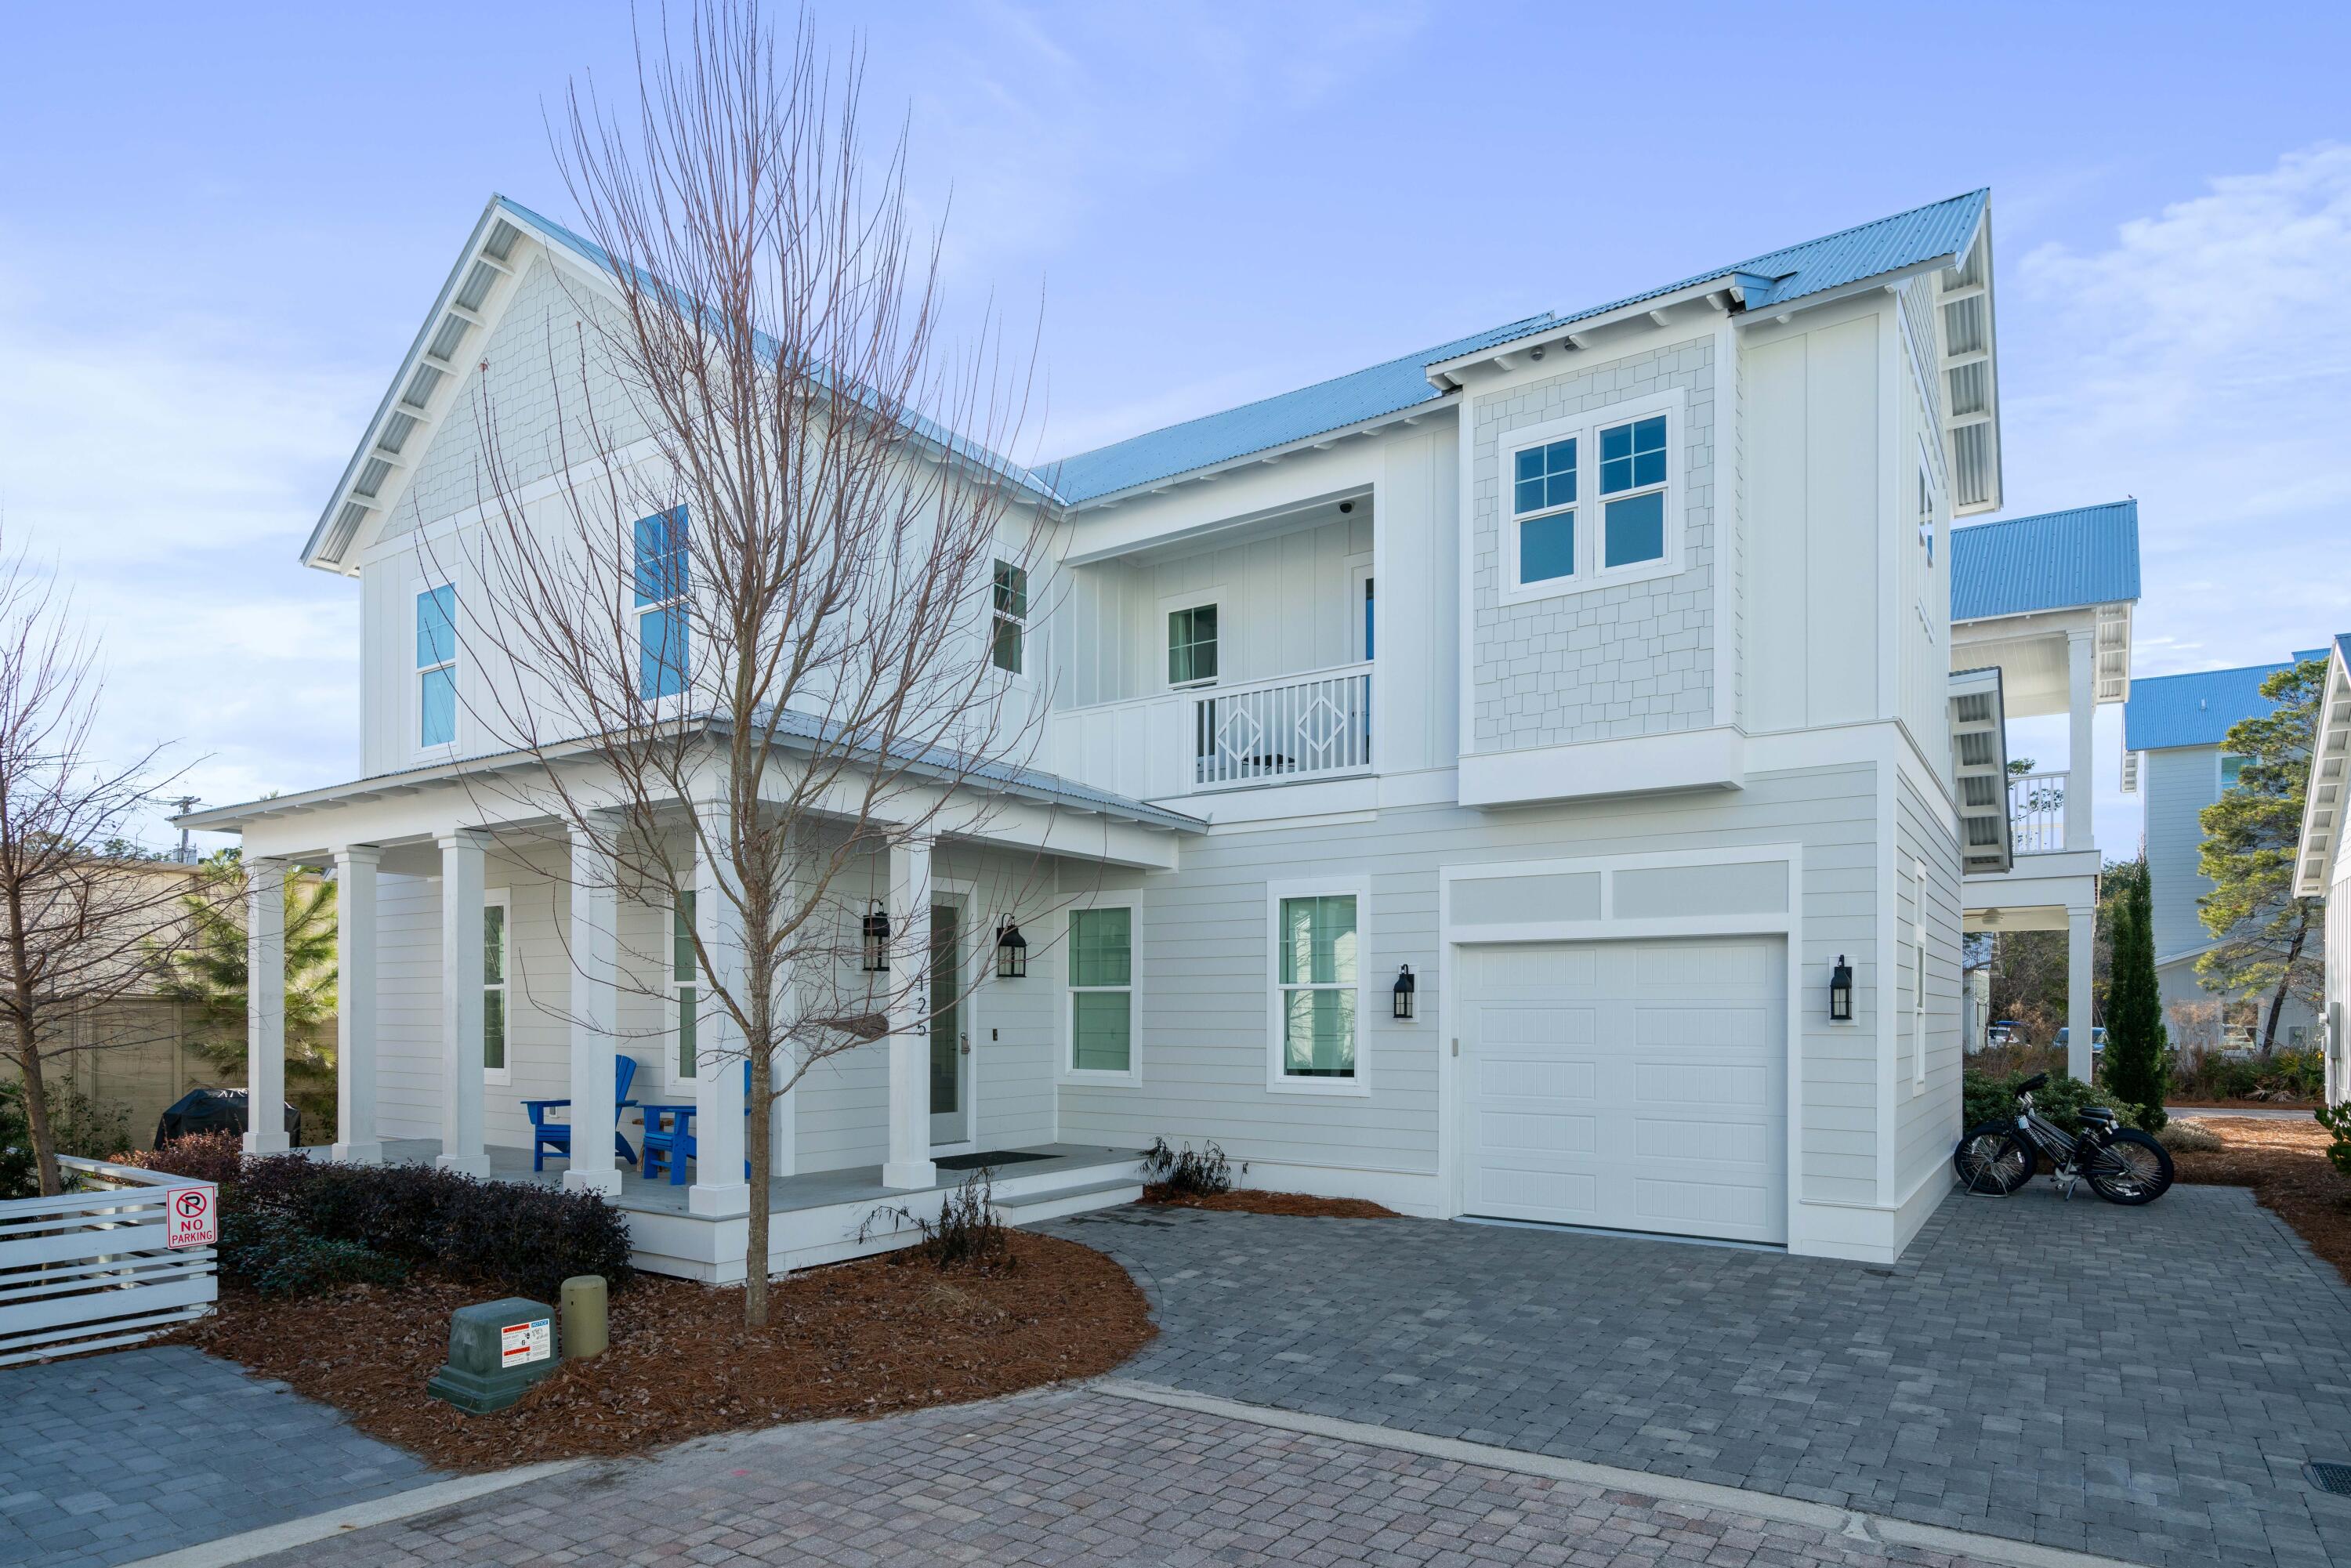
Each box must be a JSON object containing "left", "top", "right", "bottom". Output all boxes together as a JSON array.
[
  {"left": 861, "top": 902, "right": 891, "bottom": 972},
  {"left": 995, "top": 920, "right": 1028, "bottom": 980},
  {"left": 1393, "top": 964, "right": 1417, "bottom": 1021},
  {"left": 1829, "top": 954, "right": 1853, "bottom": 1023}
]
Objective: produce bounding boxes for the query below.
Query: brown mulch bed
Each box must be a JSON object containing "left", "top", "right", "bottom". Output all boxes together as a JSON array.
[
  {"left": 1141, "top": 1183, "right": 1399, "bottom": 1219},
  {"left": 2168, "top": 1099, "right": 2318, "bottom": 1111},
  {"left": 2171, "top": 1115, "right": 2351, "bottom": 1286},
  {"left": 173, "top": 1230, "right": 1151, "bottom": 1471}
]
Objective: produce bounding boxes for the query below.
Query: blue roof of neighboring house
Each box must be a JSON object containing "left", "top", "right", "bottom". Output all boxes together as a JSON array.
[
  {"left": 1038, "top": 189, "right": 1991, "bottom": 506},
  {"left": 2125, "top": 646, "right": 2335, "bottom": 752},
  {"left": 1948, "top": 502, "right": 2141, "bottom": 621}
]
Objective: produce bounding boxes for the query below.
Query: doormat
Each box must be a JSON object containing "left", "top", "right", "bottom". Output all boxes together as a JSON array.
[{"left": 934, "top": 1150, "right": 1055, "bottom": 1172}]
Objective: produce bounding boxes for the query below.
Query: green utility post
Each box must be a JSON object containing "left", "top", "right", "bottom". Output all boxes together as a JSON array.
[{"left": 426, "top": 1297, "right": 560, "bottom": 1414}]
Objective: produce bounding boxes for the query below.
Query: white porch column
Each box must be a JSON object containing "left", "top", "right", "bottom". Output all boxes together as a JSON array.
[
  {"left": 330, "top": 846, "right": 382, "bottom": 1164},
  {"left": 689, "top": 811, "right": 749, "bottom": 1218},
  {"left": 242, "top": 857, "right": 288, "bottom": 1154},
  {"left": 2067, "top": 904, "right": 2096, "bottom": 1082},
  {"left": 2066, "top": 629, "right": 2096, "bottom": 853},
  {"left": 437, "top": 830, "right": 491, "bottom": 1177},
  {"left": 882, "top": 838, "right": 936, "bottom": 1191},
  {"left": 564, "top": 820, "right": 623, "bottom": 1197}
]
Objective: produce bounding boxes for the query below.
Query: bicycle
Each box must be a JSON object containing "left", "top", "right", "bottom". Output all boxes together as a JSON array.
[{"left": 1951, "top": 1072, "right": 2173, "bottom": 1204}]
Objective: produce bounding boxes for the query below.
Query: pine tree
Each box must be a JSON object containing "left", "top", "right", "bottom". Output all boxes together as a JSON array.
[{"left": 2103, "top": 864, "right": 2169, "bottom": 1130}]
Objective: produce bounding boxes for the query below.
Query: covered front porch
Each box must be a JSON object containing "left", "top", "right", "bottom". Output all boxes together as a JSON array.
[{"left": 183, "top": 748, "right": 1195, "bottom": 1283}]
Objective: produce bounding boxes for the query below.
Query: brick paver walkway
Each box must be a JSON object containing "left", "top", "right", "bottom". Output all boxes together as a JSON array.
[
  {"left": 0, "top": 1343, "right": 433, "bottom": 1568},
  {"left": 1049, "top": 1183, "right": 2351, "bottom": 1568},
  {"left": 257, "top": 1385, "right": 2005, "bottom": 1568}
]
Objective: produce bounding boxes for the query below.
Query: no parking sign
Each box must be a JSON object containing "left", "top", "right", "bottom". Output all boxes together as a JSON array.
[{"left": 165, "top": 1185, "right": 216, "bottom": 1249}]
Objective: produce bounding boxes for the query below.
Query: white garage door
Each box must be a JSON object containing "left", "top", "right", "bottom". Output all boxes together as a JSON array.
[{"left": 1461, "top": 937, "right": 1787, "bottom": 1244}]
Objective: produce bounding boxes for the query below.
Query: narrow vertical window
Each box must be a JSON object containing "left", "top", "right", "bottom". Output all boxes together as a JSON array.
[
  {"left": 1363, "top": 576, "right": 1375, "bottom": 661},
  {"left": 672, "top": 891, "right": 699, "bottom": 1082},
  {"left": 1167, "top": 604, "right": 1218, "bottom": 686},
  {"left": 416, "top": 585, "right": 457, "bottom": 748},
  {"left": 634, "top": 507, "right": 690, "bottom": 700},
  {"left": 1597, "top": 414, "right": 1668, "bottom": 567},
  {"left": 1067, "top": 907, "right": 1132, "bottom": 1074},
  {"left": 991, "top": 560, "right": 1028, "bottom": 675},
  {"left": 1913, "top": 862, "right": 1928, "bottom": 1092},
  {"left": 483, "top": 896, "right": 509, "bottom": 1078},
  {"left": 1278, "top": 894, "right": 1357, "bottom": 1079}
]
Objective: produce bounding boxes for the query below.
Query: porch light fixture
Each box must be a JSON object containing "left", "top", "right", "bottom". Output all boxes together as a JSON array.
[
  {"left": 1392, "top": 964, "right": 1417, "bottom": 1021},
  {"left": 995, "top": 920, "right": 1028, "bottom": 980},
  {"left": 861, "top": 902, "right": 890, "bottom": 972},
  {"left": 1829, "top": 955, "right": 1853, "bottom": 1023}
]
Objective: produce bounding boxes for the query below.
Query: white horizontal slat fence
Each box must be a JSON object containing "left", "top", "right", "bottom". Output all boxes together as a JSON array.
[{"left": 0, "top": 1155, "right": 216, "bottom": 1367}]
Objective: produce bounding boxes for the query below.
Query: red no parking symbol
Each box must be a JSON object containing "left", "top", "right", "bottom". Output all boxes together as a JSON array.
[{"left": 165, "top": 1185, "right": 216, "bottom": 1250}]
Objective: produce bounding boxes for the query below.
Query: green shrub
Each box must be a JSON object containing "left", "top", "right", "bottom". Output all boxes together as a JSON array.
[
  {"left": 0, "top": 1081, "right": 134, "bottom": 1198},
  {"left": 2315, "top": 1103, "right": 2351, "bottom": 1179},
  {"left": 1962, "top": 1069, "right": 2130, "bottom": 1135},
  {"left": 222, "top": 1208, "right": 408, "bottom": 1298}
]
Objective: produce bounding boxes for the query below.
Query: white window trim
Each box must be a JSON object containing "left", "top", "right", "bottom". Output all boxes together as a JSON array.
[
  {"left": 1265, "top": 875, "right": 1371, "bottom": 1097},
  {"left": 1347, "top": 557, "right": 1375, "bottom": 664},
  {"left": 1158, "top": 588, "right": 1224, "bottom": 692},
  {"left": 1059, "top": 897, "right": 1142, "bottom": 1087},
  {"left": 669, "top": 893, "right": 701, "bottom": 1089},
  {"left": 989, "top": 557, "right": 1033, "bottom": 686},
  {"left": 483, "top": 888, "right": 513, "bottom": 1087},
  {"left": 1911, "top": 860, "right": 1928, "bottom": 1095},
  {"left": 2219, "top": 751, "right": 2249, "bottom": 791},
  {"left": 1497, "top": 386, "right": 1687, "bottom": 607},
  {"left": 632, "top": 508, "right": 690, "bottom": 707},
  {"left": 411, "top": 575, "right": 458, "bottom": 761},
  {"left": 1914, "top": 445, "right": 1940, "bottom": 645}
]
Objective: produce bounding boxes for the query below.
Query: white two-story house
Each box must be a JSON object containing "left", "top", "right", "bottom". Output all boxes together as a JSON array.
[{"left": 189, "top": 187, "right": 2023, "bottom": 1275}]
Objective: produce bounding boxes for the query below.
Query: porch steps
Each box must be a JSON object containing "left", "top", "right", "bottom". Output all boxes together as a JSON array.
[{"left": 991, "top": 1176, "right": 1145, "bottom": 1226}]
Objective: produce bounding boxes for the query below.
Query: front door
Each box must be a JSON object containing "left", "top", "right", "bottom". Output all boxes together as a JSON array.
[{"left": 928, "top": 903, "right": 969, "bottom": 1145}]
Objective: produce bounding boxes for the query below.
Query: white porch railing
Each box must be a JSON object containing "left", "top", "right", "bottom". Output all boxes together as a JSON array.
[
  {"left": 0, "top": 1157, "right": 217, "bottom": 1367},
  {"left": 1191, "top": 664, "right": 1371, "bottom": 789},
  {"left": 2009, "top": 770, "right": 2067, "bottom": 856}
]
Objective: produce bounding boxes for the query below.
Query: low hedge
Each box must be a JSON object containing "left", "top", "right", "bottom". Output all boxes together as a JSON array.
[{"left": 1962, "top": 1068, "right": 2132, "bottom": 1135}]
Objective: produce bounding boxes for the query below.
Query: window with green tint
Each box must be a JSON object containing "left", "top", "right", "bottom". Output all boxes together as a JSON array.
[
  {"left": 482, "top": 901, "right": 507, "bottom": 1073},
  {"left": 1167, "top": 604, "right": 1219, "bottom": 685},
  {"left": 1277, "top": 894, "right": 1357, "bottom": 1078},
  {"left": 1068, "top": 907, "right": 1132, "bottom": 1073},
  {"left": 2221, "top": 754, "right": 2248, "bottom": 789},
  {"left": 672, "top": 894, "right": 699, "bottom": 1080},
  {"left": 991, "top": 560, "right": 1028, "bottom": 675}
]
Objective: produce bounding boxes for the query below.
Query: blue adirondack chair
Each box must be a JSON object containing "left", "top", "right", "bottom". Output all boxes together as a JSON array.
[
  {"left": 522, "top": 1056, "right": 643, "bottom": 1173},
  {"left": 638, "top": 1061, "right": 755, "bottom": 1186}
]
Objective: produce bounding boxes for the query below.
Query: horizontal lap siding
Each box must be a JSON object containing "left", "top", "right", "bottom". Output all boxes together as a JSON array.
[
  {"left": 1895, "top": 769, "right": 1964, "bottom": 1197},
  {"left": 1057, "top": 764, "right": 1882, "bottom": 1200},
  {"left": 375, "top": 873, "right": 441, "bottom": 1141}
]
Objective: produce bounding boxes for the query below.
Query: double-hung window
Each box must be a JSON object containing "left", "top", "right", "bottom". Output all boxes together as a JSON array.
[
  {"left": 1167, "top": 603, "right": 1218, "bottom": 686},
  {"left": 1067, "top": 907, "right": 1133, "bottom": 1076},
  {"left": 1502, "top": 389, "right": 1683, "bottom": 599},
  {"left": 483, "top": 892, "right": 510, "bottom": 1084},
  {"left": 2220, "top": 753, "right": 2250, "bottom": 790},
  {"left": 991, "top": 560, "right": 1028, "bottom": 675},
  {"left": 671, "top": 892, "right": 699, "bottom": 1084},
  {"left": 1274, "top": 889, "right": 1360, "bottom": 1085},
  {"left": 416, "top": 585, "right": 458, "bottom": 749},
  {"left": 633, "top": 507, "right": 690, "bottom": 701}
]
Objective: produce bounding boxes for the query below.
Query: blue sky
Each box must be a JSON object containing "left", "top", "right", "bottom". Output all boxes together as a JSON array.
[{"left": 2, "top": 1, "right": 2347, "bottom": 853}]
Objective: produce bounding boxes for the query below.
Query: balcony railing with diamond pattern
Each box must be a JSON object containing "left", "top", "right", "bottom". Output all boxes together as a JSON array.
[{"left": 1190, "top": 664, "right": 1371, "bottom": 789}]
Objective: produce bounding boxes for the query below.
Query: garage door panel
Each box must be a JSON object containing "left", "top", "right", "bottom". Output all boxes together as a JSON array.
[{"left": 1463, "top": 936, "right": 1787, "bottom": 1244}]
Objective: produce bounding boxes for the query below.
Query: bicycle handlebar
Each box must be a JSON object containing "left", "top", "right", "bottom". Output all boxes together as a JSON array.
[{"left": 2015, "top": 1073, "right": 2049, "bottom": 1095}]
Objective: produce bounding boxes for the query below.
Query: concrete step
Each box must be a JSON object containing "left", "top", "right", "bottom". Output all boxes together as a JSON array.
[{"left": 992, "top": 1179, "right": 1144, "bottom": 1226}]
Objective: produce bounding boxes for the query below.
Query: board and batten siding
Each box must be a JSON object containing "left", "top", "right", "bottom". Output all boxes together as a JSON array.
[{"left": 1055, "top": 762, "right": 1884, "bottom": 1208}]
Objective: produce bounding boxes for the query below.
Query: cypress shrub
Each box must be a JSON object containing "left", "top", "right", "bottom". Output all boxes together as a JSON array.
[{"left": 2103, "top": 869, "right": 2170, "bottom": 1130}]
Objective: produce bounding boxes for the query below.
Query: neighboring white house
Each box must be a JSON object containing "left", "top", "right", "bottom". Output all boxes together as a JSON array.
[
  {"left": 185, "top": 187, "right": 2035, "bottom": 1276},
  {"left": 2128, "top": 644, "right": 2331, "bottom": 1053},
  {"left": 1946, "top": 502, "right": 2139, "bottom": 1077},
  {"left": 2292, "top": 636, "right": 2351, "bottom": 1103}
]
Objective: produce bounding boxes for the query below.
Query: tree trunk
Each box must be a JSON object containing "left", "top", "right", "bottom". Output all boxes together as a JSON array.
[
  {"left": 2261, "top": 916, "right": 2309, "bottom": 1056},
  {"left": 13, "top": 1023, "right": 62, "bottom": 1197},
  {"left": 745, "top": 1043, "right": 770, "bottom": 1328}
]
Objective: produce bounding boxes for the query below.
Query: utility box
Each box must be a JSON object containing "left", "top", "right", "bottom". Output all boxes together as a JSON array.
[{"left": 426, "top": 1297, "right": 559, "bottom": 1414}]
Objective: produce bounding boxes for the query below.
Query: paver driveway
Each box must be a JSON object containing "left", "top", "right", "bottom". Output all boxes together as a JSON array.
[{"left": 1049, "top": 1182, "right": 2351, "bottom": 1568}]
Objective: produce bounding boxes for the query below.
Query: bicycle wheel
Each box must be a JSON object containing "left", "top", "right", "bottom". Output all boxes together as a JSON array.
[
  {"left": 2085, "top": 1128, "right": 2173, "bottom": 1204},
  {"left": 1953, "top": 1123, "right": 2035, "bottom": 1194}
]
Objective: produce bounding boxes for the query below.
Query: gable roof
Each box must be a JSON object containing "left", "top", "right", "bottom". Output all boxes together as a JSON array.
[
  {"left": 1949, "top": 502, "right": 2140, "bottom": 623},
  {"left": 2123, "top": 645, "right": 2332, "bottom": 752},
  {"left": 1035, "top": 316, "right": 1552, "bottom": 505},
  {"left": 2294, "top": 636, "right": 2351, "bottom": 896}
]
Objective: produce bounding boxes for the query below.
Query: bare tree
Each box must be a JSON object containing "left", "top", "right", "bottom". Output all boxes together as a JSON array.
[
  {"left": 442, "top": 1, "right": 1053, "bottom": 1325},
  {"left": 0, "top": 532, "right": 218, "bottom": 1195}
]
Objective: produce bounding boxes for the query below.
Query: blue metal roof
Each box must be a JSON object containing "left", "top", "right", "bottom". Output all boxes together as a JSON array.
[
  {"left": 1034, "top": 316, "right": 1553, "bottom": 505},
  {"left": 1041, "top": 190, "right": 1991, "bottom": 506},
  {"left": 2123, "top": 657, "right": 2317, "bottom": 752},
  {"left": 1949, "top": 502, "right": 2141, "bottom": 622}
]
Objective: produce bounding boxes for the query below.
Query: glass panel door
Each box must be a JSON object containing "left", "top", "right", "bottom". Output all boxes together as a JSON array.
[{"left": 928, "top": 903, "right": 967, "bottom": 1143}]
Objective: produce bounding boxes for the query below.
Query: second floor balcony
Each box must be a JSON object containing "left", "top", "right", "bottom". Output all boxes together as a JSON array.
[{"left": 1049, "top": 660, "right": 1374, "bottom": 802}]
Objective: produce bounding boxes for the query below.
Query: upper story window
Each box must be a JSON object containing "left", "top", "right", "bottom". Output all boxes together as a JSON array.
[
  {"left": 1500, "top": 389, "right": 1683, "bottom": 603},
  {"left": 415, "top": 584, "right": 457, "bottom": 749},
  {"left": 1597, "top": 415, "right": 1668, "bottom": 567},
  {"left": 633, "top": 507, "right": 690, "bottom": 701},
  {"left": 1167, "top": 603, "right": 1218, "bottom": 686},
  {"left": 2221, "top": 753, "right": 2249, "bottom": 790},
  {"left": 991, "top": 560, "right": 1028, "bottom": 675}
]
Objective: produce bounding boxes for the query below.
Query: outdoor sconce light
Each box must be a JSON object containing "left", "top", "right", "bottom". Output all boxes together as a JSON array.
[
  {"left": 861, "top": 902, "right": 890, "bottom": 972},
  {"left": 1393, "top": 964, "right": 1417, "bottom": 1021},
  {"left": 995, "top": 920, "right": 1028, "bottom": 980},
  {"left": 1829, "top": 955, "right": 1853, "bottom": 1023}
]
